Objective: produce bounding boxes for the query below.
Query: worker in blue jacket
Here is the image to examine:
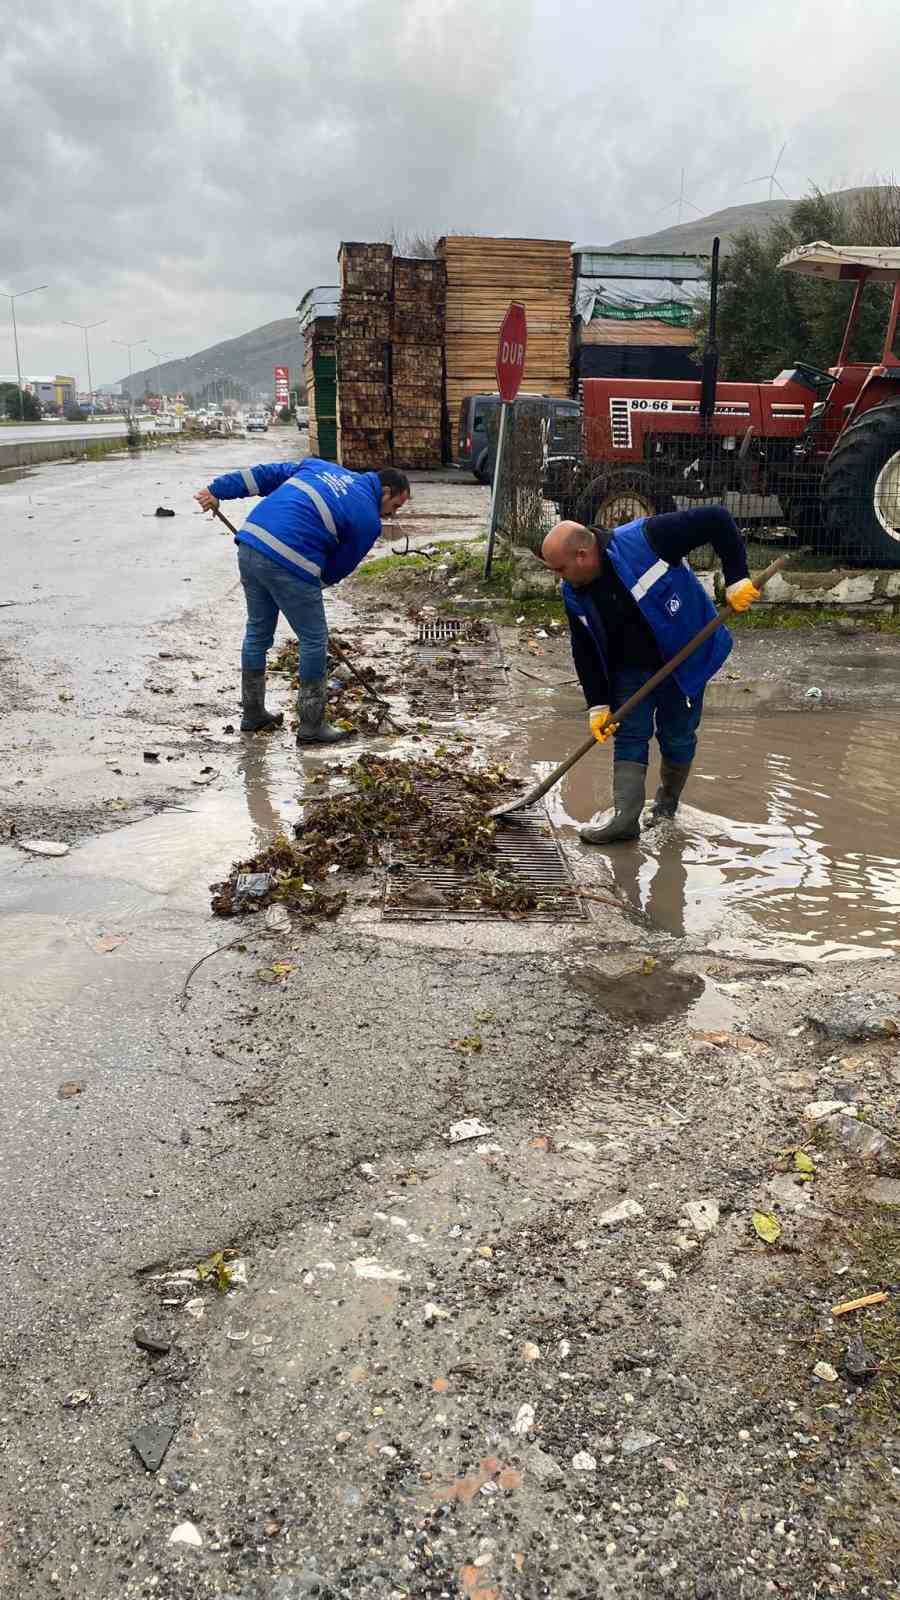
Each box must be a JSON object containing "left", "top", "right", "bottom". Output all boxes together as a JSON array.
[
  {"left": 195, "top": 458, "right": 409, "bottom": 741},
  {"left": 541, "top": 507, "right": 760, "bottom": 843}
]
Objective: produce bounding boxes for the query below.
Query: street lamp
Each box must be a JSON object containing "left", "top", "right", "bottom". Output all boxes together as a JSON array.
[
  {"left": 0, "top": 283, "right": 48, "bottom": 421},
  {"left": 148, "top": 348, "right": 174, "bottom": 409},
  {"left": 112, "top": 337, "right": 148, "bottom": 413},
  {"left": 63, "top": 319, "right": 106, "bottom": 417}
]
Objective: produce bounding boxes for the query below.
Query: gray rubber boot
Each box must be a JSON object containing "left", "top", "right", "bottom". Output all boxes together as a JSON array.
[
  {"left": 580, "top": 761, "right": 646, "bottom": 845},
  {"left": 649, "top": 759, "right": 692, "bottom": 823},
  {"left": 240, "top": 669, "right": 284, "bottom": 733},
  {"left": 296, "top": 675, "right": 351, "bottom": 745}
]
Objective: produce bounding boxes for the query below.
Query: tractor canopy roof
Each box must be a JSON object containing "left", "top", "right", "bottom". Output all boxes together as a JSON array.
[{"left": 779, "top": 241, "right": 900, "bottom": 282}]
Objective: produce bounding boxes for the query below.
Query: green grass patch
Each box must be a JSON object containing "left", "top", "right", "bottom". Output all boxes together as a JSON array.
[{"left": 730, "top": 603, "right": 900, "bottom": 632}]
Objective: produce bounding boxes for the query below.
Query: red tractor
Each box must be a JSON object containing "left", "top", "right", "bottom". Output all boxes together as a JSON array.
[{"left": 548, "top": 240, "right": 900, "bottom": 565}]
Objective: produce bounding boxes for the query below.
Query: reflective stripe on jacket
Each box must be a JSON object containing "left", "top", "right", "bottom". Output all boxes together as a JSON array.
[
  {"left": 207, "top": 457, "right": 383, "bottom": 586},
  {"left": 561, "top": 516, "right": 731, "bottom": 700}
]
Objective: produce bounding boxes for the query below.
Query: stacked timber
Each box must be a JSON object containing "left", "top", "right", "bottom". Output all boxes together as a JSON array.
[
  {"left": 298, "top": 287, "right": 340, "bottom": 460},
  {"left": 337, "top": 242, "right": 393, "bottom": 469},
  {"left": 438, "top": 236, "right": 572, "bottom": 457},
  {"left": 391, "top": 256, "right": 446, "bottom": 469}
]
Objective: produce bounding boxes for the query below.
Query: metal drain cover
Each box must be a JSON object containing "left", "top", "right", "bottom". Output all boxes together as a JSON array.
[
  {"left": 417, "top": 618, "right": 468, "bottom": 643},
  {"left": 383, "top": 811, "right": 587, "bottom": 922}
]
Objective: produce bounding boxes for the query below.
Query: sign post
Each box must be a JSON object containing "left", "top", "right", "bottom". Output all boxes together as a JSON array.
[
  {"left": 484, "top": 301, "right": 527, "bottom": 578},
  {"left": 273, "top": 365, "right": 290, "bottom": 414}
]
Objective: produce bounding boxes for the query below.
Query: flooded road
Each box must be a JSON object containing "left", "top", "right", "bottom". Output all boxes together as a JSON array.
[{"left": 501, "top": 693, "right": 900, "bottom": 962}]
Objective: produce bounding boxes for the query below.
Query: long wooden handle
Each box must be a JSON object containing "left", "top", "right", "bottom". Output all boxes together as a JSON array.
[
  {"left": 492, "top": 557, "right": 784, "bottom": 817},
  {"left": 214, "top": 506, "right": 239, "bottom": 536}
]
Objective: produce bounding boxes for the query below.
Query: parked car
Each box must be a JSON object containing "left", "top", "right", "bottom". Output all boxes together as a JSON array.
[
  {"left": 246, "top": 412, "right": 269, "bottom": 433},
  {"left": 457, "top": 393, "right": 581, "bottom": 484}
]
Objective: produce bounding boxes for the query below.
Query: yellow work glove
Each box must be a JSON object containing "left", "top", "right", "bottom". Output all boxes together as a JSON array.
[
  {"left": 726, "top": 578, "right": 761, "bottom": 613},
  {"left": 589, "top": 705, "right": 618, "bottom": 743}
]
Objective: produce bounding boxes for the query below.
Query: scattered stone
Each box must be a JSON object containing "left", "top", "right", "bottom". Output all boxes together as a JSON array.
[
  {"left": 131, "top": 1416, "right": 179, "bottom": 1473},
  {"left": 572, "top": 1451, "right": 597, "bottom": 1472},
  {"left": 19, "top": 839, "right": 70, "bottom": 857},
  {"left": 350, "top": 1220, "right": 373, "bottom": 1238},
  {"left": 597, "top": 1197, "right": 645, "bottom": 1229},
  {"left": 805, "top": 1100, "right": 857, "bottom": 1121},
  {"left": 424, "top": 1302, "right": 450, "bottom": 1327},
  {"left": 525, "top": 1444, "right": 563, "bottom": 1485},
  {"left": 621, "top": 1429, "right": 661, "bottom": 1455},
  {"left": 513, "top": 1404, "right": 535, "bottom": 1436},
  {"left": 822, "top": 1113, "right": 896, "bottom": 1162},
  {"left": 843, "top": 1338, "right": 879, "bottom": 1383},
  {"left": 61, "top": 1390, "right": 93, "bottom": 1410},
  {"left": 683, "top": 1199, "right": 719, "bottom": 1237},
  {"left": 133, "top": 1326, "right": 171, "bottom": 1356},
  {"left": 476, "top": 1245, "right": 494, "bottom": 1260},
  {"left": 143, "top": 751, "right": 160, "bottom": 763},
  {"left": 57, "top": 1080, "right": 85, "bottom": 1100},
  {"left": 813, "top": 1361, "right": 839, "bottom": 1383},
  {"left": 350, "top": 1257, "right": 410, "bottom": 1283},
  {"left": 804, "top": 994, "right": 899, "bottom": 1042},
  {"left": 168, "top": 1521, "right": 203, "bottom": 1548},
  {"left": 522, "top": 1342, "right": 541, "bottom": 1363},
  {"left": 335, "top": 1430, "right": 352, "bottom": 1446},
  {"left": 865, "top": 1177, "right": 900, "bottom": 1206},
  {"left": 184, "top": 1297, "right": 206, "bottom": 1319}
]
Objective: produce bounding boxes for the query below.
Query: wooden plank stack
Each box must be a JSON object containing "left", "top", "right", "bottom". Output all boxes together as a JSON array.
[
  {"left": 438, "top": 236, "right": 572, "bottom": 457},
  {"left": 391, "top": 256, "right": 446, "bottom": 469},
  {"left": 337, "top": 242, "right": 393, "bottom": 469}
]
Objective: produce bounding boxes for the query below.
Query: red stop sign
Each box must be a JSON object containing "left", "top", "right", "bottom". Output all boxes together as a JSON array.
[{"left": 496, "top": 301, "right": 528, "bottom": 404}]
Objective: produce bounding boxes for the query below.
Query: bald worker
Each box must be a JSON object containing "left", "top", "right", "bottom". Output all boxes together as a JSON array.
[{"left": 541, "top": 505, "right": 760, "bottom": 844}]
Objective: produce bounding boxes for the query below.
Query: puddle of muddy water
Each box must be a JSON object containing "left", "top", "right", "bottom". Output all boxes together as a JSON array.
[{"left": 501, "top": 698, "right": 900, "bottom": 961}]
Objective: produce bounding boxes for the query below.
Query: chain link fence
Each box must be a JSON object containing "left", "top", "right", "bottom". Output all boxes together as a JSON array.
[{"left": 493, "top": 395, "right": 900, "bottom": 571}]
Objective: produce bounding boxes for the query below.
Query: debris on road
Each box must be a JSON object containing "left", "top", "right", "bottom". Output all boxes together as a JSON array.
[
  {"left": 18, "top": 839, "right": 70, "bottom": 857},
  {"left": 813, "top": 1360, "right": 839, "bottom": 1382},
  {"left": 211, "top": 751, "right": 526, "bottom": 919},
  {"left": 831, "top": 1290, "right": 889, "bottom": 1317},
  {"left": 597, "top": 1197, "right": 645, "bottom": 1229},
  {"left": 572, "top": 1450, "right": 596, "bottom": 1471},
  {"left": 751, "top": 1211, "right": 782, "bottom": 1244},
  {"left": 154, "top": 506, "right": 176, "bottom": 518},
  {"left": 130, "top": 1416, "right": 178, "bottom": 1472},
  {"left": 843, "top": 1337, "right": 880, "bottom": 1382},
  {"left": 61, "top": 1390, "right": 94, "bottom": 1410},
  {"left": 133, "top": 1326, "right": 172, "bottom": 1356},
  {"left": 168, "top": 1521, "right": 202, "bottom": 1547},
  {"left": 448, "top": 1118, "right": 492, "bottom": 1144},
  {"left": 57, "top": 1080, "right": 85, "bottom": 1100}
]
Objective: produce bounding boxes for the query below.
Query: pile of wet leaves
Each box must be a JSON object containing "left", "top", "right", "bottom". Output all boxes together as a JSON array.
[{"left": 211, "top": 752, "right": 534, "bottom": 918}]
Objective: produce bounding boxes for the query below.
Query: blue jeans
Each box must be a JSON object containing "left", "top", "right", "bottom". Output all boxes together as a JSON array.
[
  {"left": 238, "top": 543, "right": 328, "bottom": 682},
  {"left": 610, "top": 666, "right": 704, "bottom": 767}
]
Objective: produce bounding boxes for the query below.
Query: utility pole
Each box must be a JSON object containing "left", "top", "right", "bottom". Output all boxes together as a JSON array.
[
  {"left": 0, "top": 283, "right": 48, "bottom": 420},
  {"left": 112, "top": 337, "right": 148, "bottom": 413},
  {"left": 63, "top": 319, "right": 106, "bottom": 416}
]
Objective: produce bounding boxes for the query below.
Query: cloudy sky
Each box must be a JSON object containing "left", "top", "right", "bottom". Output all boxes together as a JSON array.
[{"left": 1, "top": 0, "right": 896, "bottom": 388}]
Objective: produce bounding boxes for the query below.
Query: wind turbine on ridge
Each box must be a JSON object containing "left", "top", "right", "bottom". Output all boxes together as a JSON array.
[
  {"left": 658, "top": 168, "right": 703, "bottom": 225},
  {"left": 744, "top": 142, "right": 790, "bottom": 201}
]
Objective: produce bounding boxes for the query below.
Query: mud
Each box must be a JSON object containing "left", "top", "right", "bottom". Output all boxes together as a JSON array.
[{"left": 3, "top": 445, "right": 900, "bottom": 1600}]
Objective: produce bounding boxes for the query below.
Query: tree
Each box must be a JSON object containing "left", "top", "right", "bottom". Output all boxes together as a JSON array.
[
  {"left": 0, "top": 383, "right": 42, "bottom": 421},
  {"left": 64, "top": 404, "right": 87, "bottom": 422},
  {"left": 708, "top": 183, "right": 900, "bottom": 380},
  {"left": 278, "top": 405, "right": 293, "bottom": 424}
]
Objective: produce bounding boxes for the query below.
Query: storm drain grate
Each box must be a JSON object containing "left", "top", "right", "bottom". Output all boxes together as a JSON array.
[
  {"left": 382, "top": 811, "right": 588, "bottom": 922},
  {"left": 416, "top": 618, "right": 469, "bottom": 643}
]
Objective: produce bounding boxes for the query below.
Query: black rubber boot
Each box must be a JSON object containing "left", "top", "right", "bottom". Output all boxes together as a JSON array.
[
  {"left": 296, "top": 675, "right": 351, "bottom": 745},
  {"left": 580, "top": 761, "right": 646, "bottom": 845},
  {"left": 240, "top": 669, "right": 284, "bottom": 733},
  {"left": 649, "top": 759, "right": 692, "bottom": 823}
]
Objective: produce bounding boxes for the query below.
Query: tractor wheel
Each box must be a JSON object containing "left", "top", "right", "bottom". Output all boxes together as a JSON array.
[
  {"left": 575, "top": 467, "right": 676, "bottom": 529},
  {"left": 820, "top": 402, "right": 900, "bottom": 566}
]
